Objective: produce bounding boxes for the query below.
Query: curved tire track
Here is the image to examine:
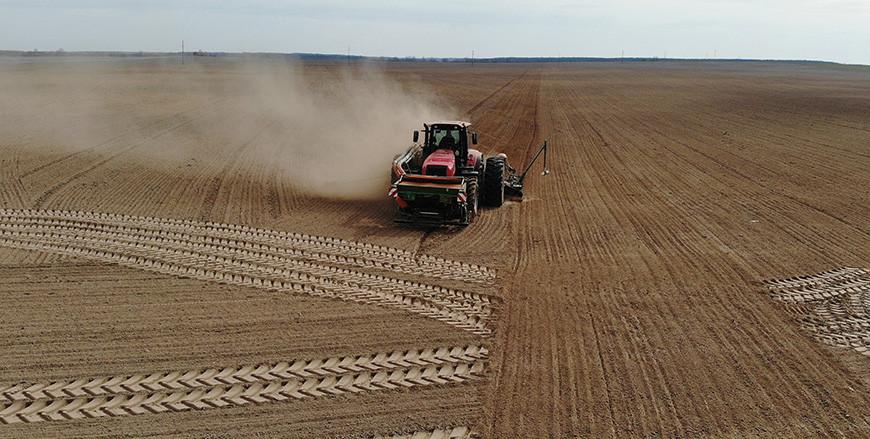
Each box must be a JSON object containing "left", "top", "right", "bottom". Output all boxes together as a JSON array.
[
  {"left": 0, "top": 209, "right": 499, "bottom": 335},
  {"left": 0, "top": 234, "right": 493, "bottom": 337},
  {"left": 762, "top": 268, "right": 870, "bottom": 356},
  {"left": 0, "top": 218, "right": 495, "bottom": 321},
  {"left": 1, "top": 209, "right": 495, "bottom": 284}
]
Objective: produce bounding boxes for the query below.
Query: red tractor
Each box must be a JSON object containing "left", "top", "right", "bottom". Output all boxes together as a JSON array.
[{"left": 389, "top": 121, "right": 548, "bottom": 226}]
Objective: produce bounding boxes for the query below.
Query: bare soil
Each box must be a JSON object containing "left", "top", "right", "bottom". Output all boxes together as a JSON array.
[{"left": 0, "top": 58, "right": 868, "bottom": 438}]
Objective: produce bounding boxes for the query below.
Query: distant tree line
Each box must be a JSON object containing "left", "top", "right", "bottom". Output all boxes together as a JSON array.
[{"left": 0, "top": 50, "right": 843, "bottom": 66}]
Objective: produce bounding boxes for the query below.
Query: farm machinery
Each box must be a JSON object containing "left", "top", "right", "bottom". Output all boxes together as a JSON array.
[{"left": 389, "top": 121, "right": 549, "bottom": 226}]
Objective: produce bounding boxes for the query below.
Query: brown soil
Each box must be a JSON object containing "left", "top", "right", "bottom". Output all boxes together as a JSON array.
[{"left": 0, "top": 58, "right": 868, "bottom": 438}]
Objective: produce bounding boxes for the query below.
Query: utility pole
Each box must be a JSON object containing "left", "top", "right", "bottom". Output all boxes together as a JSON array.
[
  {"left": 347, "top": 45, "right": 350, "bottom": 65},
  {"left": 181, "top": 40, "right": 184, "bottom": 65},
  {"left": 471, "top": 50, "right": 475, "bottom": 67}
]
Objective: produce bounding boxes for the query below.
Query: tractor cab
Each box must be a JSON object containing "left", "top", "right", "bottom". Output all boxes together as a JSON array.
[{"left": 413, "top": 121, "right": 481, "bottom": 177}]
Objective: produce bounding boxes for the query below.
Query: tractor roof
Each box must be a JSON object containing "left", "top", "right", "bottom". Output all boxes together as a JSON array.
[{"left": 426, "top": 121, "right": 472, "bottom": 128}]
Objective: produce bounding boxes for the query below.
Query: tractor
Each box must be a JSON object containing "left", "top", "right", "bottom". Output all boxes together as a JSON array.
[{"left": 389, "top": 121, "right": 549, "bottom": 226}]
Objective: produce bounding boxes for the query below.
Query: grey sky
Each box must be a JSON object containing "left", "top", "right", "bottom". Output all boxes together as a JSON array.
[{"left": 1, "top": 0, "right": 868, "bottom": 64}]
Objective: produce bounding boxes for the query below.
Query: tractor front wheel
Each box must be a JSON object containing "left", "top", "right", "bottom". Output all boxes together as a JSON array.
[{"left": 465, "top": 178, "right": 479, "bottom": 224}]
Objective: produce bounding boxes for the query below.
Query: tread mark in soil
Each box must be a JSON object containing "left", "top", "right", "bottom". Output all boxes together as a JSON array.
[
  {"left": 762, "top": 268, "right": 870, "bottom": 357},
  {"left": 0, "top": 345, "right": 488, "bottom": 424}
]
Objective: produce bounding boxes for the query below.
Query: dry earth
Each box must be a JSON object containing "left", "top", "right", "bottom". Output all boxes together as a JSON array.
[{"left": 0, "top": 57, "right": 869, "bottom": 438}]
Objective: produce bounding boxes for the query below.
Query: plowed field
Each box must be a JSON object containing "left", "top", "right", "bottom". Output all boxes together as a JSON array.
[{"left": 1, "top": 58, "right": 868, "bottom": 438}]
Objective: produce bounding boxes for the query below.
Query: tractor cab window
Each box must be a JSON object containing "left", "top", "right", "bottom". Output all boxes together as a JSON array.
[{"left": 430, "top": 127, "right": 462, "bottom": 153}]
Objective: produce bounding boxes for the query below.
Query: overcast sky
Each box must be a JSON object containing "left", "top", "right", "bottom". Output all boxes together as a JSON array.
[{"left": 1, "top": 0, "right": 868, "bottom": 64}]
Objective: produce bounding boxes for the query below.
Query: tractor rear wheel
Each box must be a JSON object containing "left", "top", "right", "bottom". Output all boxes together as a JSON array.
[{"left": 483, "top": 156, "right": 505, "bottom": 207}]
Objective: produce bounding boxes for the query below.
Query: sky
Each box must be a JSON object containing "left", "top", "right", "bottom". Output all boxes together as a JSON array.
[{"left": 1, "top": 0, "right": 869, "bottom": 65}]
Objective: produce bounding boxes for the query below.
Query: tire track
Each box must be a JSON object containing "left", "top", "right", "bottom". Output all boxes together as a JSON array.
[
  {"left": 0, "top": 220, "right": 494, "bottom": 320},
  {"left": 375, "top": 426, "right": 478, "bottom": 439},
  {"left": 0, "top": 230, "right": 492, "bottom": 337},
  {"left": 0, "top": 345, "right": 487, "bottom": 424},
  {"left": 764, "top": 267, "right": 867, "bottom": 292},
  {"left": 0, "top": 215, "right": 495, "bottom": 307},
  {"left": 0, "top": 210, "right": 497, "bottom": 334},
  {"left": 762, "top": 268, "right": 870, "bottom": 356},
  {"left": 1, "top": 209, "right": 495, "bottom": 284}
]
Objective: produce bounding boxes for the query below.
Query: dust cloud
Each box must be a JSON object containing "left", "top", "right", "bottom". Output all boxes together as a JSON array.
[
  {"left": 0, "top": 57, "right": 453, "bottom": 200},
  {"left": 231, "top": 61, "right": 452, "bottom": 199}
]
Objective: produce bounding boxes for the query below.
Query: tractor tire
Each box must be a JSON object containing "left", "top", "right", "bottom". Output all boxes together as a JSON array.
[
  {"left": 483, "top": 156, "right": 506, "bottom": 207},
  {"left": 465, "top": 178, "right": 479, "bottom": 224}
]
